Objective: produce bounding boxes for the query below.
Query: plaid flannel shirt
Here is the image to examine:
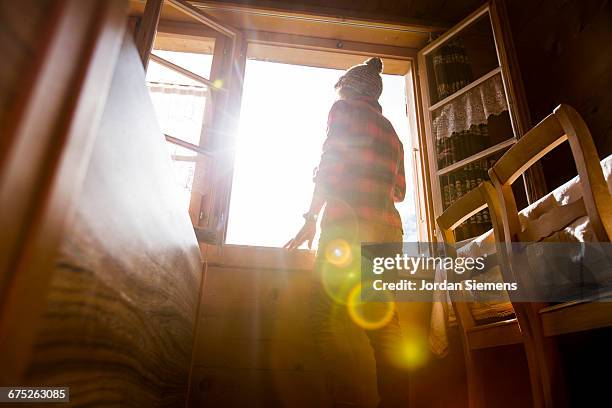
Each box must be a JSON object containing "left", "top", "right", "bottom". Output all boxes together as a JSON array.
[{"left": 314, "top": 98, "right": 406, "bottom": 230}]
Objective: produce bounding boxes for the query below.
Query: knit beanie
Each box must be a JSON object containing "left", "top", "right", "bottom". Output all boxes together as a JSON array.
[{"left": 334, "top": 57, "right": 384, "bottom": 100}]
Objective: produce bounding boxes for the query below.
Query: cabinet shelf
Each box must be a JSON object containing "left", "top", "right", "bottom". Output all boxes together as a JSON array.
[
  {"left": 437, "top": 137, "right": 515, "bottom": 176},
  {"left": 429, "top": 67, "right": 502, "bottom": 112}
]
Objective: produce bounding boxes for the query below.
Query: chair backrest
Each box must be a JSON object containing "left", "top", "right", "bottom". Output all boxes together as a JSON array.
[
  {"left": 437, "top": 181, "right": 505, "bottom": 246},
  {"left": 488, "top": 104, "right": 612, "bottom": 244},
  {"left": 436, "top": 181, "right": 506, "bottom": 329}
]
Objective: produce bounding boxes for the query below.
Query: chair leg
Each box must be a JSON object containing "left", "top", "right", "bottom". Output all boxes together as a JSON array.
[
  {"left": 459, "top": 338, "right": 486, "bottom": 408},
  {"left": 522, "top": 337, "right": 547, "bottom": 407},
  {"left": 515, "top": 303, "right": 567, "bottom": 408}
]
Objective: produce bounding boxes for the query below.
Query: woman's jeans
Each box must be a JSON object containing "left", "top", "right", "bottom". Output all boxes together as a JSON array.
[{"left": 311, "top": 220, "right": 410, "bottom": 408}]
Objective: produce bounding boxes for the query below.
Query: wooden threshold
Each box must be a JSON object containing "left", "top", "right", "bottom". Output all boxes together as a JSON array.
[
  {"left": 205, "top": 244, "right": 315, "bottom": 271},
  {"left": 429, "top": 67, "right": 502, "bottom": 112},
  {"left": 437, "top": 138, "right": 516, "bottom": 176}
]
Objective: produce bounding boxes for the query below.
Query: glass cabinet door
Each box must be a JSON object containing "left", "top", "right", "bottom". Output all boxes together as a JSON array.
[{"left": 417, "top": 1, "right": 537, "bottom": 241}]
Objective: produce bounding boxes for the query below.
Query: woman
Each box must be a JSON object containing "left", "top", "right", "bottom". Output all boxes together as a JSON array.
[{"left": 285, "top": 57, "right": 409, "bottom": 408}]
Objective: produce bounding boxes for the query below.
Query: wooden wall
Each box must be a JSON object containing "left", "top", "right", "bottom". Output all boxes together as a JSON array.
[
  {"left": 21, "top": 35, "right": 203, "bottom": 406},
  {"left": 506, "top": 0, "right": 612, "bottom": 189},
  {"left": 189, "top": 245, "right": 451, "bottom": 407},
  {"left": 190, "top": 253, "right": 332, "bottom": 407}
]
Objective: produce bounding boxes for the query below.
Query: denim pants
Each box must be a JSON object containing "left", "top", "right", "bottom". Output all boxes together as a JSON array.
[{"left": 311, "top": 220, "right": 410, "bottom": 408}]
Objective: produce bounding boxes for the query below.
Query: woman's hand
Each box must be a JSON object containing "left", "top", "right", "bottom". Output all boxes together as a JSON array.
[{"left": 284, "top": 220, "right": 317, "bottom": 250}]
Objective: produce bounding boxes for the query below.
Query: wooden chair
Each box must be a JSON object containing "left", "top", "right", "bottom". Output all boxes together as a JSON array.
[
  {"left": 488, "top": 104, "right": 612, "bottom": 408},
  {"left": 437, "top": 181, "right": 542, "bottom": 408}
]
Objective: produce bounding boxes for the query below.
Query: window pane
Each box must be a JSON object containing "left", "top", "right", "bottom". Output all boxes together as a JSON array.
[
  {"left": 146, "top": 50, "right": 213, "bottom": 145},
  {"left": 146, "top": 50, "right": 213, "bottom": 212},
  {"left": 425, "top": 14, "right": 499, "bottom": 105}
]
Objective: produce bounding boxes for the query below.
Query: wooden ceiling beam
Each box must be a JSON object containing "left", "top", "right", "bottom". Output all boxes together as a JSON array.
[
  {"left": 129, "top": 0, "right": 446, "bottom": 36},
  {"left": 245, "top": 30, "right": 418, "bottom": 60},
  {"left": 155, "top": 19, "right": 418, "bottom": 60},
  {"left": 158, "top": 19, "right": 219, "bottom": 38},
  {"left": 187, "top": 0, "right": 449, "bottom": 33},
  {"left": 166, "top": 0, "right": 240, "bottom": 38}
]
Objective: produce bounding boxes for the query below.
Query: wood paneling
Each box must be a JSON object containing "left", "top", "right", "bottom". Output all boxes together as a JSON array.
[
  {"left": 198, "top": 0, "right": 484, "bottom": 26},
  {"left": 191, "top": 248, "right": 437, "bottom": 407},
  {"left": 128, "top": 0, "right": 442, "bottom": 50},
  {"left": 506, "top": 0, "right": 612, "bottom": 190},
  {"left": 21, "top": 35, "right": 203, "bottom": 406},
  {"left": 190, "top": 263, "right": 376, "bottom": 407},
  {"left": 247, "top": 42, "right": 412, "bottom": 75}
]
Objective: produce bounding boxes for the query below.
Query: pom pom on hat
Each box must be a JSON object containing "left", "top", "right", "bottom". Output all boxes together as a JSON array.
[
  {"left": 335, "top": 56, "right": 384, "bottom": 100},
  {"left": 365, "top": 57, "right": 383, "bottom": 74}
]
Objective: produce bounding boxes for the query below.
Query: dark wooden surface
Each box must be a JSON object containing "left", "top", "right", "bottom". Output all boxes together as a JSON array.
[
  {"left": 0, "top": 0, "right": 53, "bottom": 288},
  {"left": 0, "top": 0, "right": 51, "bottom": 125},
  {"left": 22, "top": 36, "right": 203, "bottom": 407},
  {"left": 507, "top": 0, "right": 612, "bottom": 190},
  {"left": 0, "top": 0, "right": 127, "bottom": 383},
  {"left": 210, "top": 0, "right": 486, "bottom": 26},
  {"left": 135, "top": 0, "right": 164, "bottom": 68}
]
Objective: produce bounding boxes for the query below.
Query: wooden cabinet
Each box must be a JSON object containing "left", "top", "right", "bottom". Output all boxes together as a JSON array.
[{"left": 416, "top": 1, "right": 545, "bottom": 241}]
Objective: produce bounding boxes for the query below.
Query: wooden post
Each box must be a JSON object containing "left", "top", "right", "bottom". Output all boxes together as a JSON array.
[
  {"left": 218, "top": 34, "right": 248, "bottom": 244},
  {"left": 135, "top": 0, "right": 164, "bottom": 69}
]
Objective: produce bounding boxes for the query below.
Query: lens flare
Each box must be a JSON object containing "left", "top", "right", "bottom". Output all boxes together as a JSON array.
[
  {"left": 319, "top": 257, "right": 360, "bottom": 305},
  {"left": 347, "top": 282, "right": 395, "bottom": 330},
  {"left": 395, "top": 327, "right": 429, "bottom": 369},
  {"left": 324, "top": 239, "right": 352, "bottom": 267},
  {"left": 212, "top": 79, "right": 224, "bottom": 89}
]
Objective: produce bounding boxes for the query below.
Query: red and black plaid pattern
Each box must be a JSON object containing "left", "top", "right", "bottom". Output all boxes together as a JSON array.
[{"left": 314, "top": 98, "right": 406, "bottom": 230}]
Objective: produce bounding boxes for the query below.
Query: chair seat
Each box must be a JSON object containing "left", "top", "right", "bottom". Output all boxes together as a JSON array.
[
  {"left": 540, "top": 297, "right": 612, "bottom": 336},
  {"left": 466, "top": 318, "right": 522, "bottom": 350}
]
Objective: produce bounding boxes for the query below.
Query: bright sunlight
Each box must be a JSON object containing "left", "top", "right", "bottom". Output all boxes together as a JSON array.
[{"left": 226, "top": 60, "right": 417, "bottom": 247}]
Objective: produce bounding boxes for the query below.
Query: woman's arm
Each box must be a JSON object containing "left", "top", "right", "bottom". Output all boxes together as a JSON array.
[
  {"left": 393, "top": 141, "right": 406, "bottom": 202},
  {"left": 283, "top": 183, "right": 325, "bottom": 250},
  {"left": 284, "top": 101, "right": 348, "bottom": 250}
]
